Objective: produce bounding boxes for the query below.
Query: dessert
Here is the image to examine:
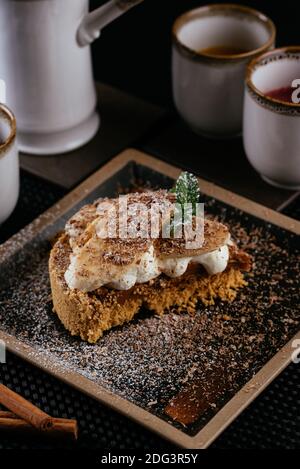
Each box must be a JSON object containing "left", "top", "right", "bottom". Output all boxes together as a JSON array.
[{"left": 49, "top": 174, "right": 251, "bottom": 343}]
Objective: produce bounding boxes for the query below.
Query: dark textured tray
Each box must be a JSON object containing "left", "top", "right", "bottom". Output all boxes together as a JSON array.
[{"left": 0, "top": 150, "right": 299, "bottom": 448}]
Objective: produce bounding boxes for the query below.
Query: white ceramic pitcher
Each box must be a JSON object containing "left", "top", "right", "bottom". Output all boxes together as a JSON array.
[{"left": 0, "top": 0, "right": 143, "bottom": 155}]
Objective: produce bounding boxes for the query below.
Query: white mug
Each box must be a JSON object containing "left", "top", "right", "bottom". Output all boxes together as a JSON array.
[
  {"left": 172, "top": 4, "right": 276, "bottom": 138},
  {"left": 0, "top": 0, "right": 143, "bottom": 155},
  {"left": 0, "top": 104, "right": 19, "bottom": 225},
  {"left": 243, "top": 47, "right": 300, "bottom": 190}
]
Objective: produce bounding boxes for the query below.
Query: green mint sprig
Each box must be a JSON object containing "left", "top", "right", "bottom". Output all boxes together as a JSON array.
[
  {"left": 169, "top": 172, "right": 201, "bottom": 236},
  {"left": 170, "top": 171, "right": 200, "bottom": 215}
]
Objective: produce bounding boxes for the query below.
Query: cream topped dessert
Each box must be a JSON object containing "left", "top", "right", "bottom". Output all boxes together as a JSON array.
[
  {"left": 49, "top": 172, "right": 252, "bottom": 343},
  {"left": 64, "top": 190, "right": 233, "bottom": 293},
  {"left": 65, "top": 240, "right": 232, "bottom": 292}
]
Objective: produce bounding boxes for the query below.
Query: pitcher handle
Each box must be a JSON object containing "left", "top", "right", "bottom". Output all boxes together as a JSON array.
[{"left": 77, "top": 0, "right": 144, "bottom": 47}]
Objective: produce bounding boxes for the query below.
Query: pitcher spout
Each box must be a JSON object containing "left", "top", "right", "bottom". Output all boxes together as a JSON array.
[{"left": 77, "top": 0, "right": 144, "bottom": 47}]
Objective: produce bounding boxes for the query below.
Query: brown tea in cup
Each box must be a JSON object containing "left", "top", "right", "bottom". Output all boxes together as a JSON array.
[{"left": 200, "top": 46, "right": 251, "bottom": 56}]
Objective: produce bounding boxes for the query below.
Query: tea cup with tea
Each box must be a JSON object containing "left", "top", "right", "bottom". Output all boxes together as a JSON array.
[
  {"left": 172, "top": 4, "right": 276, "bottom": 138},
  {"left": 0, "top": 104, "right": 19, "bottom": 224},
  {"left": 243, "top": 46, "right": 300, "bottom": 190}
]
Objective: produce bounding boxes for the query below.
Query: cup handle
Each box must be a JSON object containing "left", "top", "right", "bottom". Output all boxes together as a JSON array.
[{"left": 77, "top": 0, "right": 144, "bottom": 47}]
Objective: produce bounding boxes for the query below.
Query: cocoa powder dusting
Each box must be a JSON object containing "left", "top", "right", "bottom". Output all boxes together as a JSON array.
[{"left": 0, "top": 189, "right": 299, "bottom": 436}]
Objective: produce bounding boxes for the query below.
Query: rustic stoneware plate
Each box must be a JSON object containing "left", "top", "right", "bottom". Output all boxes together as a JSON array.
[{"left": 0, "top": 149, "right": 299, "bottom": 448}]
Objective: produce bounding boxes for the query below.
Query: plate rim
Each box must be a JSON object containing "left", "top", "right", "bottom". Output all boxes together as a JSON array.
[{"left": 0, "top": 148, "right": 299, "bottom": 449}]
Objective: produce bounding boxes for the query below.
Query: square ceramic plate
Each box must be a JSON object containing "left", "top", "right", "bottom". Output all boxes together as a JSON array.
[{"left": 0, "top": 149, "right": 299, "bottom": 448}]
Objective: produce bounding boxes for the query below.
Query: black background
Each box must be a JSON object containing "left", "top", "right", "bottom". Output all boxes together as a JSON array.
[{"left": 91, "top": 0, "right": 300, "bottom": 106}]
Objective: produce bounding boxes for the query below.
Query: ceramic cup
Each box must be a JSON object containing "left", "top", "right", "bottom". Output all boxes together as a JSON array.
[
  {"left": 244, "top": 47, "right": 300, "bottom": 190},
  {"left": 172, "top": 4, "right": 276, "bottom": 138},
  {"left": 0, "top": 104, "right": 19, "bottom": 224}
]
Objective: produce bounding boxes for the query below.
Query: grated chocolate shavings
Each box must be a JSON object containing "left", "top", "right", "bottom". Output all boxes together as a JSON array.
[{"left": 0, "top": 187, "right": 299, "bottom": 436}]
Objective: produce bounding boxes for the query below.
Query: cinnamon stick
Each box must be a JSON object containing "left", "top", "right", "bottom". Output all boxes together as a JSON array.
[
  {"left": 0, "top": 384, "right": 53, "bottom": 431},
  {"left": 0, "top": 411, "right": 78, "bottom": 440},
  {"left": 0, "top": 410, "right": 17, "bottom": 419}
]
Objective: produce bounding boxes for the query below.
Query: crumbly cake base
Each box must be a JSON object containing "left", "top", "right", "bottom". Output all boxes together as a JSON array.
[{"left": 49, "top": 234, "right": 247, "bottom": 343}]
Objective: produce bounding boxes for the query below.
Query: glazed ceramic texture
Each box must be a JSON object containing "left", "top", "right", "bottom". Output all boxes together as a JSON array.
[
  {"left": 0, "top": 0, "right": 143, "bottom": 155},
  {"left": 244, "top": 47, "right": 300, "bottom": 190},
  {"left": 0, "top": 104, "right": 19, "bottom": 224},
  {"left": 172, "top": 4, "right": 276, "bottom": 138}
]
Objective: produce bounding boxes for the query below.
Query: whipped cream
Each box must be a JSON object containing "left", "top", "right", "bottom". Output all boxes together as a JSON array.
[
  {"left": 65, "top": 243, "right": 230, "bottom": 292},
  {"left": 64, "top": 193, "right": 232, "bottom": 292},
  {"left": 192, "top": 245, "right": 229, "bottom": 276},
  {"left": 107, "top": 245, "right": 160, "bottom": 290}
]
